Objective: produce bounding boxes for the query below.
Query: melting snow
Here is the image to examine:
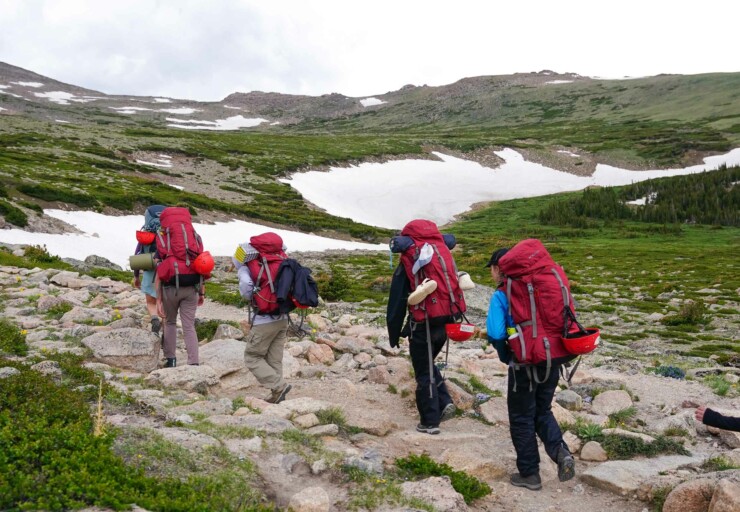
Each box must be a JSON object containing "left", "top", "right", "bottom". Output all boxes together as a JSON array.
[
  {"left": 168, "top": 184, "right": 184, "bottom": 190},
  {"left": 136, "top": 158, "right": 172, "bottom": 169},
  {"left": 152, "top": 98, "right": 172, "bottom": 103},
  {"left": 545, "top": 80, "right": 574, "bottom": 85},
  {"left": 360, "top": 97, "right": 386, "bottom": 107},
  {"left": 1, "top": 210, "right": 385, "bottom": 268},
  {"left": 13, "top": 81, "right": 44, "bottom": 88},
  {"left": 55, "top": 119, "right": 70, "bottom": 123},
  {"left": 158, "top": 107, "right": 199, "bottom": 115},
  {"left": 0, "top": 107, "right": 6, "bottom": 112},
  {"left": 33, "top": 91, "right": 99, "bottom": 104},
  {"left": 0, "top": 84, "right": 9, "bottom": 89},
  {"left": 109, "top": 106, "right": 153, "bottom": 112},
  {"left": 283, "top": 148, "right": 740, "bottom": 229},
  {"left": 224, "top": 105, "right": 242, "bottom": 110},
  {"left": 557, "top": 150, "right": 580, "bottom": 157},
  {"left": 167, "top": 115, "right": 268, "bottom": 131}
]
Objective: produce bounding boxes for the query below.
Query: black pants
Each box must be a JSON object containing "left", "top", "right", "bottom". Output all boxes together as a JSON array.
[
  {"left": 409, "top": 323, "right": 452, "bottom": 427},
  {"left": 507, "top": 364, "right": 567, "bottom": 477}
]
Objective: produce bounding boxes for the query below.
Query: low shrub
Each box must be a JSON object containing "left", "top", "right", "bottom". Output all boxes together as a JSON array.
[
  {"left": 395, "top": 453, "right": 491, "bottom": 504},
  {"left": 662, "top": 300, "right": 708, "bottom": 326},
  {"left": 653, "top": 365, "right": 686, "bottom": 379},
  {"left": 0, "top": 318, "right": 28, "bottom": 356},
  {"left": 601, "top": 434, "right": 689, "bottom": 460}
]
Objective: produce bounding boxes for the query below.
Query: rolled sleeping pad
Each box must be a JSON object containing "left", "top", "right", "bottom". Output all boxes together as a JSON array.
[{"left": 129, "top": 253, "right": 155, "bottom": 271}]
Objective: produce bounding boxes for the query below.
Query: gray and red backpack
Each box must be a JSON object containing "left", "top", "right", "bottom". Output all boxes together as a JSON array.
[{"left": 155, "top": 207, "right": 206, "bottom": 289}]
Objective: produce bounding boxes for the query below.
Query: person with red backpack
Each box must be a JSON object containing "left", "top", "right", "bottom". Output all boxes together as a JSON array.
[
  {"left": 387, "top": 219, "right": 469, "bottom": 435},
  {"left": 236, "top": 232, "right": 292, "bottom": 404},
  {"left": 154, "top": 207, "right": 213, "bottom": 368},
  {"left": 485, "top": 243, "right": 576, "bottom": 490}
]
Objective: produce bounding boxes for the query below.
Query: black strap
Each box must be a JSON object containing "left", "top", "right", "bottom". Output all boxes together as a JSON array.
[{"left": 425, "top": 313, "right": 435, "bottom": 399}]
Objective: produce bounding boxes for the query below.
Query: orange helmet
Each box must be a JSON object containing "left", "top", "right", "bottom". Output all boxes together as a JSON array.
[
  {"left": 563, "top": 328, "right": 600, "bottom": 354},
  {"left": 193, "top": 251, "right": 215, "bottom": 276},
  {"left": 445, "top": 323, "right": 476, "bottom": 342},
  {"left": 136, "top": 230, "right": 156, "bottom": 245}
]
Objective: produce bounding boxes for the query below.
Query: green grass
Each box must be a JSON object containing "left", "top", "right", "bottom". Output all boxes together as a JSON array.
[
  {"left": 0, "top": 318, "right": 28, "bottom": 356},
  {"left": 395, "top": 453, "right": 491, "bottom": 504}
]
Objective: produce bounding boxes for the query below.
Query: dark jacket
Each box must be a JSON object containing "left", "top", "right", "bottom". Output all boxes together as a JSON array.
[
  {"left": 387, "top": 264, "right": 412, "bottom": 348},
  {"left": 276, "top": 259, "right": 319, "bottom": 314},
  {"left": 704, "top": 408, "right": 740, "bottom": 432}
]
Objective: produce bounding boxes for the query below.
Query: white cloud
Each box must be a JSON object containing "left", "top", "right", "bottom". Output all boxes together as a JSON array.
[{"left": 0, "top": 0, "right": 737, "bottom": 101}]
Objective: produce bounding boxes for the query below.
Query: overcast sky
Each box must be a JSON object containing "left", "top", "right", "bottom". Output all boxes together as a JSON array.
[{"left": 1, "top": 0, "right": 737, "bottom": 101}]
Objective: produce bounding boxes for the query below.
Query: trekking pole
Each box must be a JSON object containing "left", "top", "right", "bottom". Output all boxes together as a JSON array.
[{"left": 425, "top": 313, "right": 435, "bottom": 399}]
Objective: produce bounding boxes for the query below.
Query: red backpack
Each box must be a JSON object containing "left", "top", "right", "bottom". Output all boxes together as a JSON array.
[
  {"left": 498, "top": 239, "right": 577, "bottom": 379},
  {"left": 247, "top": 232, "right": 287, "bottom": 316},
  {"left": 155, "top": 207, "right": 205, "bottom": 287},
  {"left": 398, "top": 219, "right": 466, "bottom": 323}
]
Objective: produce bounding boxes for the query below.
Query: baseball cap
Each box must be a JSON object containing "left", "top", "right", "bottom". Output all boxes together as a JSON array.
[{"left": 485, "top": 248, "right": 509, "bottom": 267}]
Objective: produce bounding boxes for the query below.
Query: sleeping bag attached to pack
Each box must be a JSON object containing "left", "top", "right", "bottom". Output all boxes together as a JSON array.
[{"left": 247, "top": 232, "right": 288, "bottom": 317}]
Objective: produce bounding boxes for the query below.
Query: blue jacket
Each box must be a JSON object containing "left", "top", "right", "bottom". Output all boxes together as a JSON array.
[{"left": 487, "top": 288, "right": 513, "bottom": 363}]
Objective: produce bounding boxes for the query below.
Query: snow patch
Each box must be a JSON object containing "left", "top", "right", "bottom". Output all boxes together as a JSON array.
[
  {"left": 152, "top": 98, "right": 172, "bottom": 103},
  {"left": 224, "top": 105, "right": 242, "bottom": 110},
  {"left": 283, "top": 148, "right": 740, "bottom": 229},
  {"left": 557, "top": 150, "right": 580, "bottom": 157},
  {"left": 55, "top": 119, "right": 70, "bottom": 123},
  {"left": 136, "top": 159, "right": 172, "bottom": 169},
  {"left": 360, "top": 97, "right": 386, "bottom": 107},
  {"left": 12, "top": 81, "right": 44, "bottom": 88},
  {"left": 167, "top": 115, "right": 267, "bottom": 131},
  {"left": 1, "top": 210, "right": 385, "bottom": 268},
  {"left": 545, "top": 80, "right": 573, "bottom": 85},
  {"left": 109, "top": 106, "right": 153, "bottom": 112},
  {"left": 33, "top": 91, "right": 99, "bottom": 105},
  {"left": 168, "top": 184, "right": 184, "bottom": 190},
  {"left": 0, "top": 107, "right": 7, "bottom": 112},
  {"left": 158, "top": 107, "right": 199, "bottom": 115}
]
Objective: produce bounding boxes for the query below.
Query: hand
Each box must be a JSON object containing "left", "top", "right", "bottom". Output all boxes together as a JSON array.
[
  {"left": 156, "top": 298, "right": 165, "bottom": 318},
  {"left": 198, "top": 294, "right": 205, "bottom": 307},
  {"left": 134, "top": 277, "right": 141, "bottom": 289},
  {"left": 695, "top": 406, "right": 707, "bottom": 423}
]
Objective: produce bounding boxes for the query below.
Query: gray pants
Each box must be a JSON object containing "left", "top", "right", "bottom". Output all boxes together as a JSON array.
[
  {"left": 244, "top": 318, "right": 288, "bottom": 390},
  {"left": 161, "top": 285, "right": 199, "bottom": 365}
]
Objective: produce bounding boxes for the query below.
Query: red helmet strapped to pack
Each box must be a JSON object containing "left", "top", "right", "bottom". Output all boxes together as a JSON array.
[
  {"left": 445, "top": 322, "right": 476, "bottom": 342},
  {"left": 563, "top": 327, "right": 600, "bottom": 355},
  {"left": 193, "top": 251, "right": 215, "bottom": 276},
  {"left": 136, "top": 230, "right": 156, "bottom": 245}
]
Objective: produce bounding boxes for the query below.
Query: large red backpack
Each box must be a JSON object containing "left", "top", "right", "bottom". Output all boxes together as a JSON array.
[
  {"left": 247, "top": 232, "right": 287, "bottom": 316},
  {"left": 398, "top": 219, "right": 466, "bottom": 323},
  {"left": 155, "top": 207, "right": 204, "bottom": 287},
  {"left": 498, "top": 239, "right": 577, "bottom": 380}
]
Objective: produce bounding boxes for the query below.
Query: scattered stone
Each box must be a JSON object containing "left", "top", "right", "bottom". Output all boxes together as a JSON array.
[
  {"left": 344, "top": 449, "right": 384, "bottom": 474},
  {"left": 294, "top": 413, "right": 320, "bottom": 429},
  {"left": 288, "top": 486, "right": 330, "bottom": 512},
  {"left": 306, "top": 424, "right": 339, "bottom": 436},
  {"left": 552, "top": 401, "right": 577, "bottom": 425},
  {"left": 580, "top": 441, "right": 608, "bottom": 462},
  {"left": 223, "top": 437, "right": 263, "bottom": 458},
  {"left": 446, "top": 380, "right": 475, "bottom": 411},
  {"left": 556, "top": 389, "right": 583, "bottom": 411},
  {"left": 662, "top": 478, "right": 715, "bottom": 512},
  {"left": 366, "top": 366, "right": 391, "bottom": 385},
  {"left": 709, "top": 479, "right": 740, "bottom": 512},
  {"left": 0, "top": 367, "right": 20, "bottom": 379},
  {"left": 82, "top": 328, "right": 160, "bottom": 373},
  {"left": 591, "top": 390, "right": 633, "bottom": 416},
  {"left": 563, "top": 431, "right": 583, "bottom": 454},
  {"left": 478, "top": 397, "right": 509, "bottom": 425},
  {"left": 581, "top": 455, "right": 704, "bottom": 495},
  {"left": 145, "top": 365, "right": 220, "bottom": 394},
  {"left": 206, "top": 414, "right": 295, "bottom": 434},
  {"left": 213, "top": 324, "right": 244, "bottom": 340},
  {"left": 401, "top": 476, "right": 467, "bottom": 512},
  {"left": 306, "top": 343, "right": 335, "bottom": 365},
  {"left": 61, "top": 306, "right": 111, "bottom": 325},
  {"left": 602, "top": 428, "right": 655, "bottom": 444}
]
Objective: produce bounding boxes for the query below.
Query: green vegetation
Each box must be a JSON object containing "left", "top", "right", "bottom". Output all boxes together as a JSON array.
[
  {"left": 395, "top": 453, "right": 492, "bottom": 504},
  {"left": 316, "top": 264, "right": 351, "bottom": 302},
  {"left": 194, "top": 319, "right": 240, "bottom": 342},
  {"left": 601, "top": 434, "right": 690, "bottom": 459},
  {"left": 0, "top": 360, "right": 269, "bottom": 511},
  {"left": 0, "top": 318, "right": 28, "bottom": 356},
  {"left": 702, "top": 456, "right": 740, "bottom": 471}
]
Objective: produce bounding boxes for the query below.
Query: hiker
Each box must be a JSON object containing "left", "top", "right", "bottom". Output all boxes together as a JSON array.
[
  {"left": 485, "top": 246, "right": 576, "bottom": 490},
  {"left": 154, "top": 207, "right": 213, "bottom": 367},
  {"left": 387, "top": 219, "right": 468, "bottom": 435},
  {"left": 695, "top": 405, "right": 740, "bottom": 431},
  {"left": 133, "top": 205, "right": 165, "bottom": 334},
  {"left": 235, "top": 234, "right": 292, "bottom": 404}
]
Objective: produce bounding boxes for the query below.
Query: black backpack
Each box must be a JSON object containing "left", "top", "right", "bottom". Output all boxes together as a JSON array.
[{"left": 276, "top": 259, "right": 319, "bottom": 314}]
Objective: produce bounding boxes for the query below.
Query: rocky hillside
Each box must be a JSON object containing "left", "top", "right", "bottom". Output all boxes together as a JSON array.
[{"left": 2, "top": 247, "right": 740, "bottom": 511}]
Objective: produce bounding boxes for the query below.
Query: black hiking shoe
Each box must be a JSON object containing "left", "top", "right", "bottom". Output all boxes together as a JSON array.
[
  {"left": 164, "top": 358, "right": 177, "bottom": 368},
  {"left": 557, "top": 446, "right": 576, "bottom": 482},
  {"left": 416, "top": 424, "right": 441, "bottom": 435},
  {"left": 510, "top": 473, "right": 542, "bottom": 491},
  {"left": 151, "top": 316, "right": 161, "bottom": 335},
  {"left": 441, "top": 403, "right": 457, "bottom": 422}
]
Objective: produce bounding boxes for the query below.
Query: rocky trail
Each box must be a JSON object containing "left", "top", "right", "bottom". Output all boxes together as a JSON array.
[{"left": 1, "top": 258, "right": 740, "bottom": 512}]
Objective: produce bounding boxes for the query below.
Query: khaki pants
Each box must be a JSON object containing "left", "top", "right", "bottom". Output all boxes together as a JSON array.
[
  {"left": 244, "top": 318, "right": 288, "bottom": 390},
  {"left": 161, "top": 285, "right": 199, "bottom": 364}
]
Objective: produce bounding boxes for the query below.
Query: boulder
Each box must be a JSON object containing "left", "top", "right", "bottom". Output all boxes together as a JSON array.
[
  {"left": 335, "top": 336, "right": 374, "bottom": 355},
  {"left": 556, "top": 389, "right": 583, "bottom": 411},
  {"left": 580, "top": 455, "right": 704, "bottom": 495},
  {"left": 709, "top": 479, "right": 740, "bottom": 512},
  {"left": 400, "top": 476, "right": 467, "bottom": 512},
  {"left": 288, "top": 486, "right": 331, "bottom": 512},
  {"left": 213, "top": 324, "right": 244, "bottom": 340},
  {"left": 145, "top": 365, "right": 220, "bottom": 393},
  {"left": 580, "top": 441, "right": 608, "bottom": 462},
  {"left": 198, "top": 338, "right": 246, "bottom": 378},
  {"left": 306, "top": 343, "right": 335, "bottom": 365},
  {"left": 663, "top": 478, "right": 715, "bottom": 512},
  {"left": 82, "top": 328, "right": 159, "bottom": 373},
  {"left": 478, "top": 397, "right": 509, "bottom": 426},
  {"left": 306, "top": 424, "right": 339, "bottom": 436},
  {"left": 367, "top": 366, "right": 391, "bottom": 385},
  {"left": 446, "top": 380, "right": 475, "bottom": 411},
  {"left": 591, "top": 390, "right": 633, "bottom": 416}
]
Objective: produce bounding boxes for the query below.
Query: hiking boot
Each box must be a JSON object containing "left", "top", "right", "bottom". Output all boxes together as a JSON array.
[
  {"left": 268, "top": 383, "right": 292, "bottom": 404},
  {"left": 150, "top": 316, "right": 161, "bottom": 335},
  {"left": 408, "top": 278, "right": 438, "bottom": 306},
  {"left": 510, "top": 473, "right": 542, "bottom": 491},
  {"left": 557, "top": 446, "right": 576, "bottom": 482},
  {"left": 416, "top": 424, "right": 441, "bottom": 435},
  {"left": 164, "top": 358, "right": 177, "bottom": 368},
  {"left": 441, "top": 403, "right": 457, "bottom": 422}
]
